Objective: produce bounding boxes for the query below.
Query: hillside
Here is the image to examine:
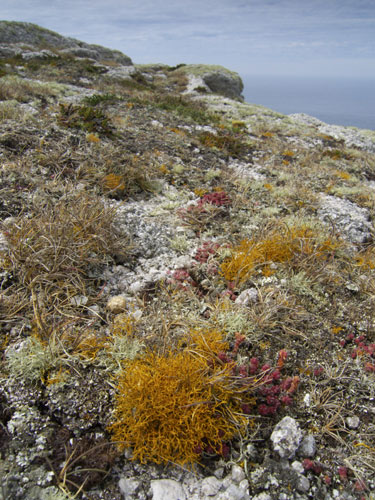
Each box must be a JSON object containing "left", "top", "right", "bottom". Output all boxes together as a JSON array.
[{"left": 1, "top": 21, "right": 375, "bottom": 500}]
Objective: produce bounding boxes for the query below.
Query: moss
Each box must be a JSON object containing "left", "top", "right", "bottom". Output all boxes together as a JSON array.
[{"left": 57, "top": 103, "right": 116, "bottom": 137}]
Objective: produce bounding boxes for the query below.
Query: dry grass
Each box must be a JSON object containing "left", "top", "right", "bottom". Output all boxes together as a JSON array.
[{"left": 1, "top": 192, "right": 130, "bottom": 337}]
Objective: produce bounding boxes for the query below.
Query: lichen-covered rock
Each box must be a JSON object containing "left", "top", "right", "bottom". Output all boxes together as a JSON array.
[
  {"left": 271, "top": 416, "right": 302, "bottom": 459},
  {"left": 318, "top": 194, "right": 373, "bottom": 243},
  {"left": 150, "top": 479, "right": 186, "bottom": 500},
  {"left": 289, "top": 112, "right": 375, "bottom": 152},
  {"left": 180, "top": 64, "right": 244, "bottom": 99}
]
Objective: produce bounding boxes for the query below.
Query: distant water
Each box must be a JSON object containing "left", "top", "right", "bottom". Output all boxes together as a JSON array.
[{"left": 242, "top": 75, "right": 375, "bottom": 131}]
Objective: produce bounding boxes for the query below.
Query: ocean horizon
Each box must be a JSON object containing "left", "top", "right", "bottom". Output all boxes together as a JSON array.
[{"left": 242, "top": 74, "right": 375, "bottom": 131}]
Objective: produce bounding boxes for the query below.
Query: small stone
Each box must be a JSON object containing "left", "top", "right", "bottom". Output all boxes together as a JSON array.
[
  {"left": 129, "top": 281, "right": 143, "bottom": 294},
  {"left": 150, "top": 479, "right": 186, "bottom": 500},
  {"left": 296, "top": 475, "right": 310, "bottom": 493},
  {"left": 244, "top": 443, "right": 258, "bottom": 461},
  {"left": 303, "top": 393, "right": 311, "bottom": 407},
  {"left": 214, "top": 466, "right": 225, "bottom": 479},
  {"left": 200, "top": 476, "right": 222, "bottom": 496},
  {"left": 291, "top": 460, "right": 304, "bottom": 474},
  {"left": 271, "top": 416, "right": 302, "bottom": 459},
  {"left": 107, "top": 295, "right": 127, "bottom": 313},
  {"left": 231, "top": 464, "right": 246, "bottom": 483},
  {"left": 298, "top": 434, "right": 317, "bottom": 458},
  {"left": 88, "top": 304, "right": 100, "bottom": 316},
  {"left": 217, "top": 483, "right": 249, "bottom": 500},
  {"left": 235, "top": 288, "right": 258, "bottom": 306},
  {"left": 70, "top": 295, "right": 88, "bottom": 307},
  {"left": 252, "top": 494, "right": 272, "bottom": 500},
  {"left": 222, "top": 475, "right": 232, "bottom": 489},
  {"left": 346, "top": 416, "right": 360, "bottom": 429},
  {"left": 119, "top": 477, "right": 140, "bottom": 498},
  {"left": 238, "top": 479, "right": 250, "bottom": 492}
]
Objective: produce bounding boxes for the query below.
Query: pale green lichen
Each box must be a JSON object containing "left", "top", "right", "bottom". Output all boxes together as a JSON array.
[{"left": 5, "top": 336, "right": 64, "bottom": 383}]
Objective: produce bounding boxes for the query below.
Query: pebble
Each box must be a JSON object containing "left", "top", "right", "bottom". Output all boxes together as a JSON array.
[
  {"left": 252, "top": 494, "right": 272, "bottom": 500},
  {"left": 200, "top": 476, "right": 222, "bottom": 496},
  {"left": 271, "top": 416, "right": 302, "bottom": 459},
  {"left": 346, "top": 416, "right": 360, "bottom": 429},
  {"left": 298, "top": 434, "right": 317, "bottom": 458},
  {"left": 119, "top": 477, "right": 140, "bottom": 498},
  {"left": 150, "top": 479, "right": 186, "bottom": 500},
  {"left": 107, "top": 295, "right": 127, "bottom": 313},
  {"left": 296, "top": 475, "right": 310, "bottom": 493},
  {"left": 231, "top": 465, "right": 246, "bottom": 483},
  {"left": 216, "top": 483, "right": 250, "bottom": 500},
  {"left": 291, "top": 460, "right": 304, "bottom": 474},
  {"left": 235, "top": 288, "right": 258, "bottom": 306}
]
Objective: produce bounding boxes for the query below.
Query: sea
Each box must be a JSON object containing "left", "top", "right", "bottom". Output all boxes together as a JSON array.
[{"left": 242, "top": 75, "right": 375, "bottom": 131}]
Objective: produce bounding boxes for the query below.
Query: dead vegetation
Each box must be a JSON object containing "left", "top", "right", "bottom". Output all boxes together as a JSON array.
[{"left": 0, "top": 40, "right": 375, "bottom": 500}]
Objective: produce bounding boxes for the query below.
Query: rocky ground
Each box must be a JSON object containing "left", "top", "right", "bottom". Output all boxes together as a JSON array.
[{"left": 1, "top": 21, "right": 375, "bottom": 500}]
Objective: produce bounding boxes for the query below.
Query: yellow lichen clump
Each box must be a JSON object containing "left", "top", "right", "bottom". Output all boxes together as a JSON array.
[
  {"left": 220, "top": 225, "right": 341, "bottom": 284},
  {"left": 108, "top": 329, "right": 248, "bottom": 465}
]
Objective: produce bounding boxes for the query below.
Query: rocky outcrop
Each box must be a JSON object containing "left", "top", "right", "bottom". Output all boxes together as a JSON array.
[
  {"left": 0, "top": 20, "right": 132, "bottom": 65},
  {"left": 178, "top": 64, "right": 244, "bottom": 100}
]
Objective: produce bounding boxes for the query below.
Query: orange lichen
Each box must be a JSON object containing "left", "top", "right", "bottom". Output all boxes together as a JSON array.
[
  {"left": 102, "top": 173, "right": 125, "bottom": 193},
  {"left": 220, "top": 225, "right": 342, "bottom": 284},
  {"left": 355, "top": 246, "right": 375, "bottom": 270},
  {"left": 109, "top": 329, "right": 249, "bottom": 465},
  {"left": 334, "top": 170, "right": 351, "bottom": 181}
]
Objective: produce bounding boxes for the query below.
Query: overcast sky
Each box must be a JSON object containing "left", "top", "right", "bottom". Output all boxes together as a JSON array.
[{"left": 2, "top": 0, "right": 375, "bottom": 79}]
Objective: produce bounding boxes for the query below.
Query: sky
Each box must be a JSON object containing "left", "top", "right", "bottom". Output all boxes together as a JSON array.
[{"left": 1, "top": 0, "right": 375, "bottom": 79}]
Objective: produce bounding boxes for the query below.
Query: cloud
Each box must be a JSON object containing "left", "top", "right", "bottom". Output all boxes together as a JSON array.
[{"left": 1, "top": 0, "right": 375, "bottom": 76}]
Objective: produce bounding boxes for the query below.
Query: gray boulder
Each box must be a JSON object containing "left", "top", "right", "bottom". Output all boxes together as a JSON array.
[{"left": 180, "top": 64, "right": 244, "bottom": 99}]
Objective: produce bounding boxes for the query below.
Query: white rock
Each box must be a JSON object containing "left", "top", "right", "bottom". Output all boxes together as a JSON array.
[
  {"left": 107, "top": 295, "right": 127, "bottom": 313},
  {"left": 296, "top": 475, "right": 310, "bottom": 493},
  {"left": 238, "top": 479, "right": 250, "bottom": 492},
  {"left": 151, "top": 120, "right": 163, "bottom": 128},
  {"left": 271, "top": 416, "right": 302, "bottom": 459},
  {"left": 200, "top": 476, "right": 222, "bottom": 496},
  {"left": 231, "top": 465, "right": 246, "bottom": 483},
  {"left": 216, "top": 483, "right": 250, "bottom": 500},
  {"left": 303, "top": 393, "right": 311, "bottom": 407},
  {"left": 70, "top": 295, "right": 88, "bottom": 306},
  {"left": 252, "top": 493, "right": 272, "bottom": 500},
  {"left": 150, "top": 479, "right": 186, "bottom": 500},
  {"left": 119, "top": 477, "right": 140, "bottom": 498},
  {"left": 318, "top": 194, "right": 372, "bottom": 244},
  {"left": 298, "top": 434, "right": 317, "bottom": 458},
  {"left": 346, "top": 416, "right": 360, "bottom": 429},
  {"left": 291, "top": 460, "right": 304, "bottom": 474},
  {"left": 129, "top": 281, "right": 144, "bottom": 294},
  {"left": 235, "top": 288, "right": 258, "bottom": 306},
  {"left": 173, "top": 255, "right": 194, "bottom": 269},
  {"left": 214, "top": 466, "right": 225, "bottom": 479},
  {"left": 0, "top": 232, "right": 9, "bottom": 252}
]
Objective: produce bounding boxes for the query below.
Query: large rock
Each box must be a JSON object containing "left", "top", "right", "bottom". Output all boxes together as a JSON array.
[
  {"left": 179, "top": 64, "right": 244, "bottom": 99},
  {"left": 0, "top": 21, "right": 132, "bottom": 65}
]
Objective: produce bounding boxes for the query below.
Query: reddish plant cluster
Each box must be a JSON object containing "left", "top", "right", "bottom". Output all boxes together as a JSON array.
[
  {"left": 302, "top": 458, "right": 323, "bottom": 475},
  {"left": 337, "top": 466, "right": 367, "bottom": 495},
  {"left": 197, "top": 191, "right": 231, "bottom": 207},
  {"left": 168, "top": 268, "right": 197, "bottom": 291},
  {"left": 217, "top": 346, "right": 299, "bottom": 417},
  {"left": 256, "top": 372, "right": 298, "bottom": 416},
  {"left": 339, "top": 332, "right": 375, "bottom": 372},
  {"left": 302, "top": 461, "right": 367, "bottom": 497},
  {"left": 194, "top": 241, "right": 221, "bottom": 263}
]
